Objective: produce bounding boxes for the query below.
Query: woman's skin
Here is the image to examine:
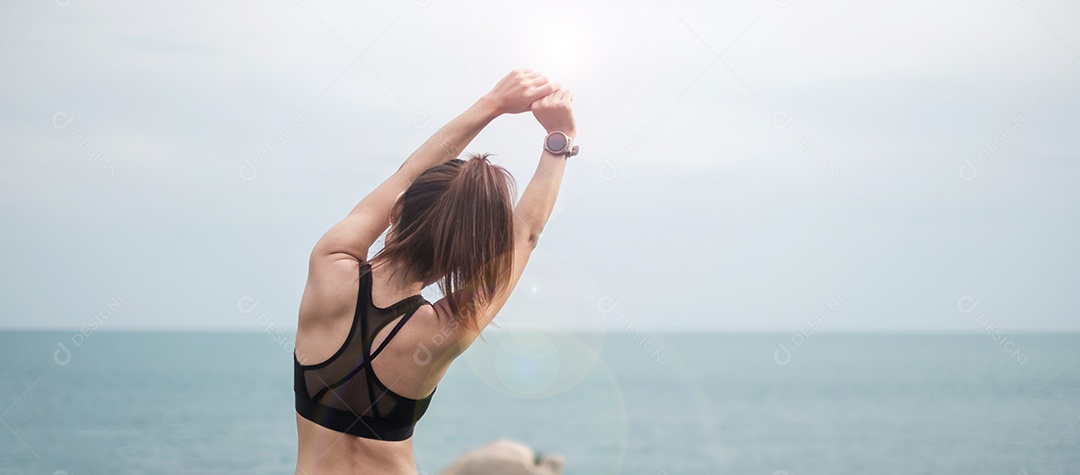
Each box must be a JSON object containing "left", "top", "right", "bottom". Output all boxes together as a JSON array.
[{"left": 293, "top": 69, "right": 577, "bottom": 475}]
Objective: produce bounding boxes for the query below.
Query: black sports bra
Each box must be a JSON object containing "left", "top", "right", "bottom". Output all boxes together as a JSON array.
[{"left": 294, "top": 262, "right": 436, "bottom": 441}]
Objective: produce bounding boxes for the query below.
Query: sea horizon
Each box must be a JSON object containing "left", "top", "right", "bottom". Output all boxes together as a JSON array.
[{"left": 4, "top": 331, "right": 1077, "bottom": 474}]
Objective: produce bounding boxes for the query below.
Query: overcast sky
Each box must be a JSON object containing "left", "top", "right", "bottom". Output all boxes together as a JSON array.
[{"left": 1, "top": 0, "right": 1077, "bottom": 333}]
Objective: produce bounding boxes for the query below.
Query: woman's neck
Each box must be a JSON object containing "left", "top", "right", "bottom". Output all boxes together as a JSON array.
[{"left": 370, "top": 258, "right": 426, "bottom": 296}]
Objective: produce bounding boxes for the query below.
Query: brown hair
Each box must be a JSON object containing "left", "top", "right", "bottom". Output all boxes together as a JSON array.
[{"left": 368, "top": 153, "right": 517, "bottom": 332}]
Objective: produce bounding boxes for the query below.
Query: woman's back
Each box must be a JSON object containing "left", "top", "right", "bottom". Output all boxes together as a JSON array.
[
  {"left": 295, "top": 261, "right": 435, "bottom": 439},
  {"left": 294, "top": 259, "right": 456, "bottom": 474}
]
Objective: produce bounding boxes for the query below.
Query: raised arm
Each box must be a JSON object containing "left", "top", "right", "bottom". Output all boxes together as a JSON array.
[
  {"left": 465, "top": 88, "right": 577, "bottom": 337},
  {"left": 311, "top": 69, "right": 560, "bottom": 263}
]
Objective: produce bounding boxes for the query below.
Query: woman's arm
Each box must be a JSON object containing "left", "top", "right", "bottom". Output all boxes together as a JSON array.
[
  {"left": 312, "top": 69, "right": 560, "bottom": 263},
  {"left": 311, "top": 98, "right": 498, "bottom": 263},
  {"left": 457, "top": 88, "right": 577, "bottom": 343}
]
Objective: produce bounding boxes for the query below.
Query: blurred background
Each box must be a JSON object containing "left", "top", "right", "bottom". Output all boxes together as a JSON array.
[{"left": 1, "top": 0, "right": 1078, "bottom": 473}]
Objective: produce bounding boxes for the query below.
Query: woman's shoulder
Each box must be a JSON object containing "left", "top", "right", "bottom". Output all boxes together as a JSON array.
[
  {"left": 298, "top": 255, "right": 364, "bottom": 328},
  {"left": 394, "top": 299, "right": 476, "bottom": 365}
]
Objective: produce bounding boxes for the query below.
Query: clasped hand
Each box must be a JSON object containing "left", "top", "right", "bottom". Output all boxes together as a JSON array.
[{"left": 482, "top": 68, "right": 576, "bottom": 140}]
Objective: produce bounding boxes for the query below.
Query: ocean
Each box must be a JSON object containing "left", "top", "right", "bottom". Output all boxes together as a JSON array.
[{"left": 1, "top": 331, "right": 1077, "bottom": 474}]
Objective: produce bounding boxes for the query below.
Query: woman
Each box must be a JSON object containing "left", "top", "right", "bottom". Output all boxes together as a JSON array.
[{"left": 293, "top": 68, "right": 577, "bottom": 474}]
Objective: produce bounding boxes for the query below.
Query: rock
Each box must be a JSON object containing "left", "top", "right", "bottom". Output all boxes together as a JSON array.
[{"left": 438, "top": 439, "right": 564, "bottom": 475}]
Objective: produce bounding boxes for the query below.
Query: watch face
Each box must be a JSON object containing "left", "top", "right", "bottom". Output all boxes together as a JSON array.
[{"left": 546, "top": 133, "right": 567, "bottom": 152}]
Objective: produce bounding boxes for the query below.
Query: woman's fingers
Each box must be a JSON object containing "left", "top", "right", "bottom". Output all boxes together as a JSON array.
[
  {"left": 529, "top": 80, "right": 561, "bottom": 102},
  {"left": 524, "top": 70, "right": 570, "bottom": 107},
  {"left": 532, "top": 88, "right": 572, "bottom": 112},
  {"left": 529, "top": 75, "right": 556, "bottom": 92},
  {"left": 528, "top": 73, "right": 549, "bottom": 84},
  {"left": 487, "top": 68, "right": 566, "bottom": 115}
]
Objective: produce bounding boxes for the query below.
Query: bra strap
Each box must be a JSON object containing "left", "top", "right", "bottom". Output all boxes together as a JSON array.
[
  {"left": 368, "top": 302, "right": 423, "bottom": 361},
  {"left": 310, "top": 302, "right": 425, "bottom": 405}
]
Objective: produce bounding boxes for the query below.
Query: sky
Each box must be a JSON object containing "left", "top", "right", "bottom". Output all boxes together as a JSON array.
[{"left": 1, "top": 0, "right": 1077, "bottom": 333}]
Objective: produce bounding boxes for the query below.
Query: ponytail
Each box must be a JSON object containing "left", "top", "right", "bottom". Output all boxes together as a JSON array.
[{"left": 370, "top": 153, "right": 517, "bottom": 331}]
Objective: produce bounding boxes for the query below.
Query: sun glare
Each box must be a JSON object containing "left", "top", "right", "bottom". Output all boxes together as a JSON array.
[{"left": 533, "top": 26, "right": 585, "bottom": 78}]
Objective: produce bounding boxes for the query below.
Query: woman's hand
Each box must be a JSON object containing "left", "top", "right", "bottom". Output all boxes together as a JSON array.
[
  {"left": 530, "top": 88, "right": 576, "bottom": 140},
  {"left": 481, "top": 68, "right": 561, "bottom": 116}
]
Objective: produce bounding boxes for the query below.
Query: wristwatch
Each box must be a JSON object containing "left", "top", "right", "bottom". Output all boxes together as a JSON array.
[{"left": 543, "top": 131, "right": 579, "bottom": 158}]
